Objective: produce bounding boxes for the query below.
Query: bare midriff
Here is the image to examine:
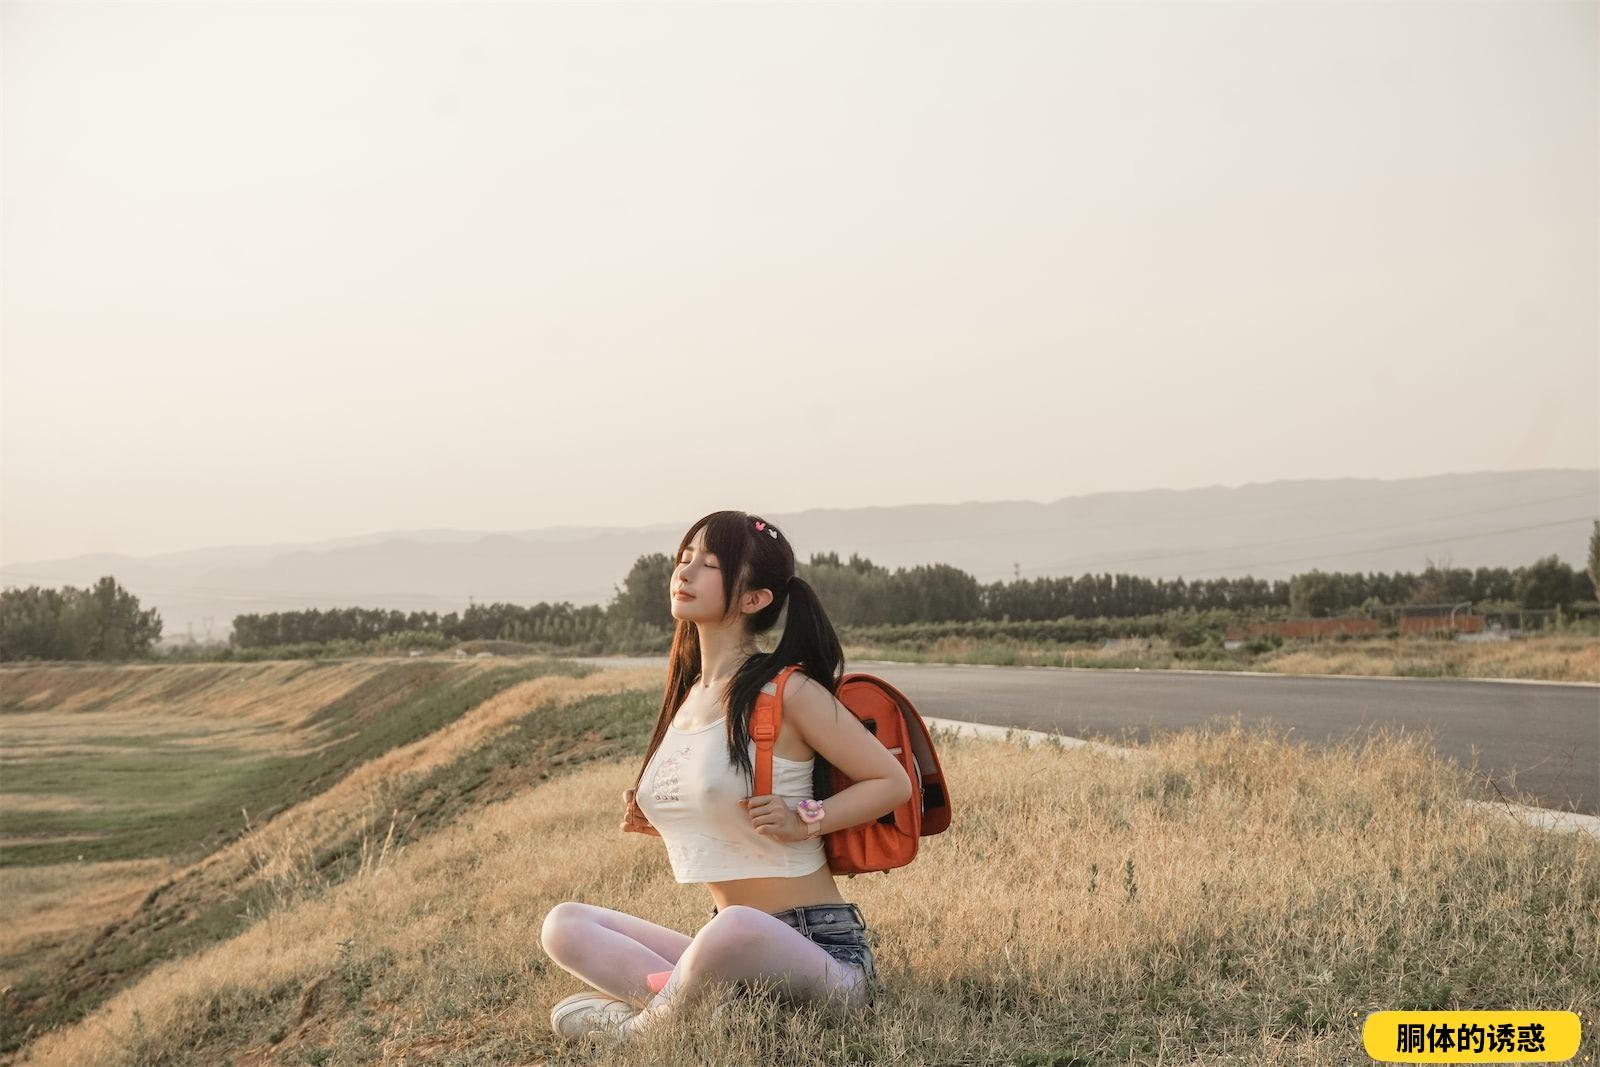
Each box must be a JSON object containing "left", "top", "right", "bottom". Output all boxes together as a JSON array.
[{"left": 707, "top": 863, "right": 848, "bottom": 914}]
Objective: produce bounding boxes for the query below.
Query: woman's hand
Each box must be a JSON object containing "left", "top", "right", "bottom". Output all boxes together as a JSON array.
[
  {"left": 620, "top": 788, "right": 638, "bottom": 832},
  {"left": 739, "top": 794, "right": 808, "bottom": 842}
]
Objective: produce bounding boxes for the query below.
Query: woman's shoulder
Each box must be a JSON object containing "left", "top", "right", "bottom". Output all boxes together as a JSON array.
[
  {"left": 770, "top": 662, "right": 820, "bottom": 691},
  {"left": 754, "top": 664, "right": 810, "bottom": 703},
  {"left": 770, "top": 665, "right": 832, "bottom": 710}
]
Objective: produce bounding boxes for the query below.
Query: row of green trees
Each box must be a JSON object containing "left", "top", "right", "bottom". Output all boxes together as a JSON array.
[
  {"left": 220, "top": 543, "right": 1597, "bottom": 650},
  {"left": 1286, "top": 554, "right": 1591, "bottom": 617},
  {"left": 0, "top": 577, "right": 163, "bottom": 661},
  {"left": 609, "top": 548, "right": 1597, "bottom": 629},
  {"left": 228, "top": 602, "right": 610, "bottom": 649},
  {"left": 610, "top": 550, "right": 1298, "bottom": 628},
  {"left": 6, "top": 526, "right": 1597, "bottom": 660}
]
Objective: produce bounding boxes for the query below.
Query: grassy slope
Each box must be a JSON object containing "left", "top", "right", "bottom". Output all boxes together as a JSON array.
[
  {"left": 10, "top": 680, "right": 1599, "bottom": 1066},
  {"left": 0, "top": 658, "right": 663, "bottom": 1058},
  {"left": 3, "top": 660, "right": 572, "bottom": 868}
]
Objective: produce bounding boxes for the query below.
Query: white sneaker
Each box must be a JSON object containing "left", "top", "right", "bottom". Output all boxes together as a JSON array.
[{"left": 549, "top": 991, "right": 640, "bottom": 1044}]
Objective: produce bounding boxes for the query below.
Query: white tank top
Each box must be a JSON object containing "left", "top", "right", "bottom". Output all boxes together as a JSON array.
[{"left": 637, "top": 681, "right": 827, "bottom": 883}]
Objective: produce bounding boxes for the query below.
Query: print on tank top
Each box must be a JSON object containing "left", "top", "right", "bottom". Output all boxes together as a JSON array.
[{"left": 651, "top": 743, "right": 692, "bottom": 802}]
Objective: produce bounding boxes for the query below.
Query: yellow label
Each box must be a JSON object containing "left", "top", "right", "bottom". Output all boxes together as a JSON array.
[{"left": 1361, "top": 1011, "right": 1582, "bottom": 1062}]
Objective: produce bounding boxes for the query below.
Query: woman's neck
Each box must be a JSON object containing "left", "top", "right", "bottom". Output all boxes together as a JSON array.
[{"left": 696, "top": 644, "right": 759, "bottom": 690}]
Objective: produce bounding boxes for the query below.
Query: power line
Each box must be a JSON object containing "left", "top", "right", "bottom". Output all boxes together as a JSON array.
[
  {"left": 1021, "top": 492, "right": 1595, "bottom": 575},
  {"left": 793, "top": 477, "right": 1577, "bottom": 558},
  {"left": 0, "top": 577, "right": 461, "bottom": 604},
  {"left": 1189, "top": 515, "right": 1594, "bottom": 577},
  {"left": 0, "top": 572, "right": 607, "bottom": 607}
]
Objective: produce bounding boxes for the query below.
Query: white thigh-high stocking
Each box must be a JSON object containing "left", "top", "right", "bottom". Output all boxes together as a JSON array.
[
  {"left": 618, "top": 905, "right": 867, "bottom": 1041},
  {"left": 537, "top": 901, "right": 693, "bottom": 1009}
]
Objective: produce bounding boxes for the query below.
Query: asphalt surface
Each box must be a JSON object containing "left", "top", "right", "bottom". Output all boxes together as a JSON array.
[{"left": 573, "top": 655, "right": 1600, "bottom": 816}]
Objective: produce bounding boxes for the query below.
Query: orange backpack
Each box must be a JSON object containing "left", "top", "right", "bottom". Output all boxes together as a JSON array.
[
  {"left": 756, "top": 663, "right": 951, "bottom": 876},
  {"left": 624, "top": 664, "right": 952, "bottom": 877},
  {"left": 620, "top": 668, "right": 947, "bottom": 876}
]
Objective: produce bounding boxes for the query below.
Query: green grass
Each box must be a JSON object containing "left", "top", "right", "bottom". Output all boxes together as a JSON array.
[
  {"left": 0, "top": 662, "right": 665, "bottom": 1057},
  {"left": 1, "top": 660, "right": 591, "bottom": 868}
]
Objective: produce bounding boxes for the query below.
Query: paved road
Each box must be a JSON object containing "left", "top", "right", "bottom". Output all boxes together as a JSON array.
[{"left": 573, "top": 656, "right": 1600, "bottom": 815}]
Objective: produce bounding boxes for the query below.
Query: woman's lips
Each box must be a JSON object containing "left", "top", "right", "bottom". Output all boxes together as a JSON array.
[{"left": 675, "top": 592, "right": 695, "bottom": 600}]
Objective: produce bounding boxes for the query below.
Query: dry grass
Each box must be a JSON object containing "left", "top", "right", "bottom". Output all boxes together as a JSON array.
[
  {"left": 0, "top": 795, "right": 107, "bottom": 815},
  {"left": 14, "top": 703, "right": 1597, "bottom": 1066},
  {"left": 853, "top": 631, "right": 1600, "bottom": 683},
  {"left": 1258, "top": 634, "right": 1600, "bottom": 682},
  {"left": 0, "top": 859, "right": 182, "bottom": 985},
  {"left": 0, "top": 660, "right": 499, "bottom": 755},
  {"left": 203, "top": 663, "right": 661, "bottom": 904},
  {"left": 0, "top": 658, "right": 658, "bottom": 1053}
]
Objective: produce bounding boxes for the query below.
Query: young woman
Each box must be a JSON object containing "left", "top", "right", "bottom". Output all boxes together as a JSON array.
[{"left": 538, "top": 510, "right": 912, "bottom": 1045}]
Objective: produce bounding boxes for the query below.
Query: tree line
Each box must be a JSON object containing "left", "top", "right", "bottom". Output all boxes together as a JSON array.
[
  {"left": 235, "top": 543, "right": 1599, "bottom": 649},
  {"left": 0, "top": 577, "right": 163, "bottom": 661},
  {"left": 1286, "top": 555, "right": 1589, "bottom": 617},
  {"left": 225, "top": 543, "right": 1600, "bottom": 652},
  {"left": 228, "top": 602, "right": 610, "bottom": 649},
  {"left": 4, "top": 527, "right": 1596, "bottom": 660}
]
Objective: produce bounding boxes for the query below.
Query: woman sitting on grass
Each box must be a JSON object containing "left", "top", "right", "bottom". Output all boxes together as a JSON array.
[{"left": 538, "top": 510, "right": 911, "bottom": 1046}]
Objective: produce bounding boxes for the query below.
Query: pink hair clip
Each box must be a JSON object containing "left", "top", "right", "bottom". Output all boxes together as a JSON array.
[{"left": 753, "top": 519, "right": 777, "bottom": 539}]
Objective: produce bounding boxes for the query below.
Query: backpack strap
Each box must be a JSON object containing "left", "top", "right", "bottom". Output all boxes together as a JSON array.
[{"left": 750, "top": 663, "right": 804, "bottom": 800}]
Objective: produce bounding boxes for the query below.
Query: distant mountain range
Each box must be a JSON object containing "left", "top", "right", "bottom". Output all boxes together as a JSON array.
[{"left": 2, "top": 468, "right": 1594, "bottom": 643}]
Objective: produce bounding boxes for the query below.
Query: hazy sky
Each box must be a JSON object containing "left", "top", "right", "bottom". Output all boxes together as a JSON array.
[{"left": 3, "top": 0, "right": 1595, "bottom": 567}]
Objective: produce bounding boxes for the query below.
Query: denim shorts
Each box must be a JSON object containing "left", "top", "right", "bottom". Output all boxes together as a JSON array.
[{"left": 711, "top": 901, "right": 882, "bottom": 1000}]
